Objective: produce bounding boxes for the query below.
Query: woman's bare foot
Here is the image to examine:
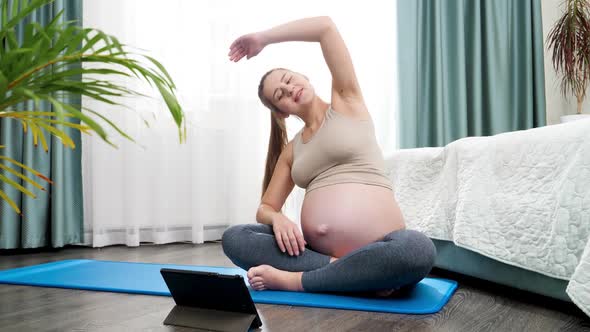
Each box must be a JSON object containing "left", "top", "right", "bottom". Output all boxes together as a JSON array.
[{"left": 247, "top": 265, "right": 304, "bottom": 291}]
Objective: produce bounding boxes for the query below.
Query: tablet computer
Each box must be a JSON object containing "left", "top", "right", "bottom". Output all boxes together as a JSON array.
[{"left": 160, "top": 268, "right": 262, "bottom": 331}]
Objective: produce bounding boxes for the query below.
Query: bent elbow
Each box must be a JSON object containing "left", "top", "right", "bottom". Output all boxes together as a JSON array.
[
  {"left": 319, "top": 16, "right": 333, "bottom": 23},
  {"left": 255, "top": 204, "right": 268, "bottom": 224},
  {"left": 317, "top": 16, "right": 335, "bottom": 32}
]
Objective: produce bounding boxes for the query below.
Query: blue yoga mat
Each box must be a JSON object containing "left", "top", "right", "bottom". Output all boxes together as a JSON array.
[{"left": 0, "top": 259, "right": 457, "bottom": 314}]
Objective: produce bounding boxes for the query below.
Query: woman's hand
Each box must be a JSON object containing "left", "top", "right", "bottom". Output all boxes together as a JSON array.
[
  {"left": 271, "top": 213, "right": 307, "bottom": 256},
  {"left": 228, "top": 32, "right": 266, "bottom": 62}
]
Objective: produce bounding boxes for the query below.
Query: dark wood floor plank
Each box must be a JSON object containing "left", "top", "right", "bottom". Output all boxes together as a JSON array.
[{"left": 0, "top": 243, "right": 589, "bottom": 332}]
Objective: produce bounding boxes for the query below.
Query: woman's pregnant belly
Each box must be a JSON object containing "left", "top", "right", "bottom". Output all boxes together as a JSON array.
[{"left": 300, "top": 183, "right": 406, "bottom": 258}]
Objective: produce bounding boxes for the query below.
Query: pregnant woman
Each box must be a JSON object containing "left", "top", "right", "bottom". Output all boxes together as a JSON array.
[{"left": 222, "top": 16, "right": 436, "bottom": 296}]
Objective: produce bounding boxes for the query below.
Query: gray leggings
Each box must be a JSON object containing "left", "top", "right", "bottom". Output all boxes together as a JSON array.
[{"left": 221, "top": 224, "right": 437, "bottom": 293}]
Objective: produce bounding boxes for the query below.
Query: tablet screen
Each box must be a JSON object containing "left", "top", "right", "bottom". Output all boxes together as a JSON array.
[{"left": 160, "top": 268, "right": 258, "bottom": 316}]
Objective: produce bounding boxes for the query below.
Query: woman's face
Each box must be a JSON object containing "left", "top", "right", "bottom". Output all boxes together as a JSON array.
[{"left": 263, "top": 69, "right": 313, "bottom": 117}]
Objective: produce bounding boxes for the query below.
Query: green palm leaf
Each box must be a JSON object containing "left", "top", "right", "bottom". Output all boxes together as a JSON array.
[
  {"left": 0, "top": 0, "right": 187, "bottom": 216},
  {"left": 0, "top": 149, "right": 53, "bottom": 216}
]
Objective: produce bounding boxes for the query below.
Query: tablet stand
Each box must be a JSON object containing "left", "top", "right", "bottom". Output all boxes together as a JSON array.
[{"left": 164, "top": 305, "right": 258, "bottom": 332}]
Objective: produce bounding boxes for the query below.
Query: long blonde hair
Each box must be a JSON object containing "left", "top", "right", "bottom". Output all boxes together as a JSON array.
[{"left": 258, "top": 68, "right": 288, "bottom": 198}]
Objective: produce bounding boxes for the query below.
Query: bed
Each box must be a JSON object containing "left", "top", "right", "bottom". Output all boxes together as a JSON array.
[{"left": 382, "top": 118, "right": 590, "bottom": 315}]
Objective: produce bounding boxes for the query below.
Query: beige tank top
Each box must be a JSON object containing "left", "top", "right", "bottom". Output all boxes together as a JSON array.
[{"left": 291, "top": 105, "right": 392, "bottom": 194}]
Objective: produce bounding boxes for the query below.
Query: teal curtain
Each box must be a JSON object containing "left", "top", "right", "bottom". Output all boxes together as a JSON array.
[
  {"left": 0, "top": 0, "right": 83, "bottom": 249},
  {"left": 397, "top": 0, "right": 546, "bottom": 149}
]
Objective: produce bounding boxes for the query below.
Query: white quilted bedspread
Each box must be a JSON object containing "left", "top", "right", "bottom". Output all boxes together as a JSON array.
[{"left": 383, "top": 118, "right": 590, "bottom": 316}]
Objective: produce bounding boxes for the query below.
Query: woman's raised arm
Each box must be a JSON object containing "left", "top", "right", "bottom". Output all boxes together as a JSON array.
[{"left": 228, "top": 16, "right": 362, "bottom": 100}]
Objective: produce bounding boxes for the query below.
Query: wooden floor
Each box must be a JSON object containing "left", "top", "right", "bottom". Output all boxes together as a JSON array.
[{"left": 0, "top": 242, "right": 589, "bottom": 332}]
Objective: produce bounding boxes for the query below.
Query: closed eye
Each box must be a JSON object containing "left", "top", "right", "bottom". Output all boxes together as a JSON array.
[{"left": 278, "top": 77, "right": 292, "bottom": 100}]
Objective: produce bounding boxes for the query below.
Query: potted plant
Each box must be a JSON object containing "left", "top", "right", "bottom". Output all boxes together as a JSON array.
[
  {"left": 547, "top": 0, "right": 590, "bottom": 123},
  {"left": 0, "top": 0, "right": 186, "bottom": 215}
]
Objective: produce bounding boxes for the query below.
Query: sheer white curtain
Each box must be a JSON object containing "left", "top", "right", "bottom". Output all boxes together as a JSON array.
[{"left": 81, "top": 0, "right": 398, "bottom": 247}]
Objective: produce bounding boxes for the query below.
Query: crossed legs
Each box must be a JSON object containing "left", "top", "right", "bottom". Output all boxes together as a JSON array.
[{"left": 221, "top": 223, "right": 436, "bottom": 294}]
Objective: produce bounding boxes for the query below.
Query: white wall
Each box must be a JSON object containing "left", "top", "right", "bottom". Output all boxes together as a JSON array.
[{"left": 542, "top": 0, "right": 589, "bottom": 125}]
